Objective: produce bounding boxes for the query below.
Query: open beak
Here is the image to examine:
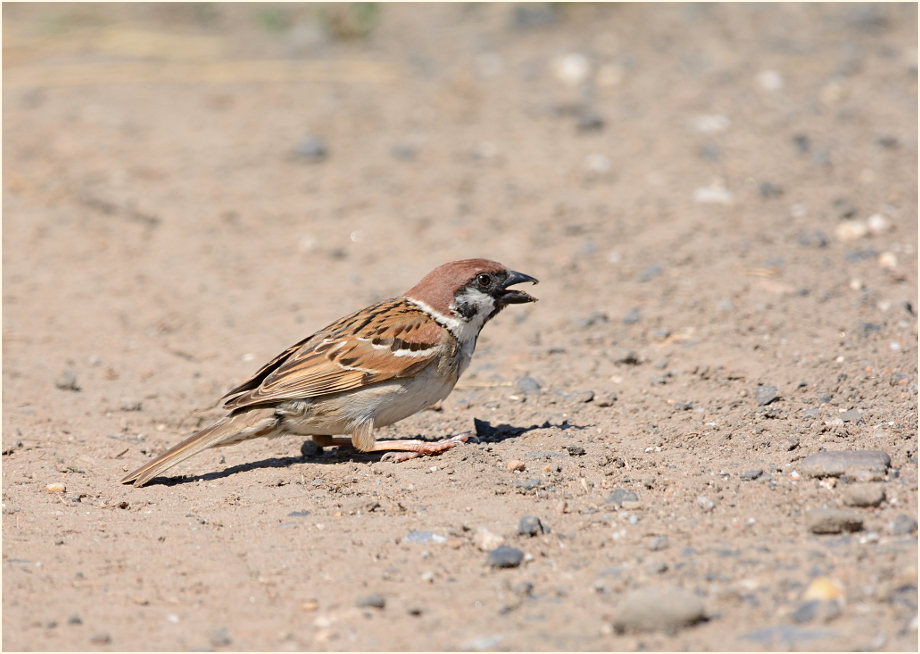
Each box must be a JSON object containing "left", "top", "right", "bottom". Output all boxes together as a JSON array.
[{"left": 498, "top": 270, "right": 539, "bottom": 305}]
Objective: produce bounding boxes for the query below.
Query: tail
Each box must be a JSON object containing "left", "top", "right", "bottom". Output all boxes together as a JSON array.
[{"left": 121, "top": 409, "right": 278, "bottom": 487}]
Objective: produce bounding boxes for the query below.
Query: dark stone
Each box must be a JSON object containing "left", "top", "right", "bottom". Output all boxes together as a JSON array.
[
  {"left": 511, "top": 4, "right": 558, "bottom": 29},
  {"left": 287, "top": 510, "right": 311, "bottom": 517},
  {"left": 759, "top": 182, "right": 784, "bottom": 198},
  {"left": 876, "top": 134, "right": 899, "bottom": 149},
  {"left": 576, "top": 110, "right": 605, "bottom": 132},
  {"left": 613, "top": 348, "right": 641, "bottom": 365},
  {"left": 210, "top": 628, "right": 232, "bottom": 647},
  {"left": 295, "top": 136, "right": 328, "bottom": 162},
  {"left": 300, "top": 440, "right": 322, "bottom": 457},
  {"left": 515, "top": 478, "right": 542, "bottom": 491},
  {"left": 518, "top": 515, "right": 547, "bottom": 537},
  {"left": 356, "top": 594, "right": 386, "bottom": 609},
  {"left": 793, "top": 134, "right": 811, "bottom": 154},
  {"left": 67, "top": 616, "right": 82, "bottom": 625},
  {"left": 755, "top": 385, "right": 780, "bottom": 406},
  {"left": 566, "top": 445, "right": 586, "bottom": 456},
  {"left": 740, "top": 469, "right": 763, "bottom": 481},
  {"left": 857, "top": 322, "right": 882, "bottom": 337},
  {"left": 487, "top": 545, "right": 524, "bottom": 568}
]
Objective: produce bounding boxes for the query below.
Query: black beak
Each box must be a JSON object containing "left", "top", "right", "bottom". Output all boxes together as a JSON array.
[{"left": 498, "top": 269, "right": 539, "bottom": 305}]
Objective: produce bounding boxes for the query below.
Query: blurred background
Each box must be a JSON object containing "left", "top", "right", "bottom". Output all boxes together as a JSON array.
[{"left": 3, "top": 4, "right": 918, "bottom": 651}]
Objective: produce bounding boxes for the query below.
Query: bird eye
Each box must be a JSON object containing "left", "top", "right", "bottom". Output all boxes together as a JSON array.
[{"left": 476, "top": 273, "right": 492, "bottom": 287}]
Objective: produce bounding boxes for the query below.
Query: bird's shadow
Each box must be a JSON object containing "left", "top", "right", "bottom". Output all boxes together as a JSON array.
[{"left": 137, "top": 418, "right": 586, "bottom": 487}]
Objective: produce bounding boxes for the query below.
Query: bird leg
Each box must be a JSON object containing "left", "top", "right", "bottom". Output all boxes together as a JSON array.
[
  {"left": 377, "top": 432, "right": 472, "bottom": 462},
  {"left": 311, "top": 431, "right": 473, "bottom": 462}
]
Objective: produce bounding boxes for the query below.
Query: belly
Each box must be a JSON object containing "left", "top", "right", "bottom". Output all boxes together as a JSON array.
[{"left": 277, "top": 365, "right": 459, "bottom": 435}]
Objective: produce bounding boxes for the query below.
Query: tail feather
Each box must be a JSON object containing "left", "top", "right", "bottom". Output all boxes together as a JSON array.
[{"left": 121, "top": 410, "right": 278, "bottom": 487}]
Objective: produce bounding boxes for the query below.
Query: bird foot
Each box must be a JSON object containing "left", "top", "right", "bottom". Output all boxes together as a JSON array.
[{"left": 379, "top": 432, "right": 474, "bottom": 463}]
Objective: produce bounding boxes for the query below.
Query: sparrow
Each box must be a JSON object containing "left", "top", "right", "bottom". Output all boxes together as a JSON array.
[{"left": 122, "top": 259, "right": 538, "bottom": 487}]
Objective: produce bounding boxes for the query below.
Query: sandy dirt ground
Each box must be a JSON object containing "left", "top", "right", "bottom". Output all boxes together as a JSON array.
[{"left": 3, "top": 3, "right": 918, "bottom": 651}]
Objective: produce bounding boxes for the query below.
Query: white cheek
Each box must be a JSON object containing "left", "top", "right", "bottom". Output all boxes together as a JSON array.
[{"left": 450, "top": 288, "right": 495, "bottom": 339}]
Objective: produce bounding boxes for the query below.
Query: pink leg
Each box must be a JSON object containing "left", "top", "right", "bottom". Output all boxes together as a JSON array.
[
  {"left": 376, "top": 432, "right": 473, "bottom": 462},
  {"left": 312, "top": 431, "right": 474, "bottom": 462}
]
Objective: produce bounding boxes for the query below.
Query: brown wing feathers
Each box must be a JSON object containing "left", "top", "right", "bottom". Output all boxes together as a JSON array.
[{"left": 221, "top": 299, "right": 444, "bottom": 412}]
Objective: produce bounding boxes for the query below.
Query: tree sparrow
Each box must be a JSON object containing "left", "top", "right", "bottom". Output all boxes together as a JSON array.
[{"left": 122, "top": 259, "right": 538, "bottom": 487}]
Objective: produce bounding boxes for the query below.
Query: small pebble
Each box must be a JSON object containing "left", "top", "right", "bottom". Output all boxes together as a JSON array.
[
  {"left": 799, "top": 450, "right": 890, "bottom": 480},
  {"left": 300, "top": 440, "right": 322, "bottom": 457},
  {"left": 487, "top": 545, "right": 524, "bottom": 568},
  {"left": 798, "top": 230, "right": 829, "bottom": 248},
  {"left": 759, "top": 182, "right": 784, "bottom": 198},
  {"left": 90, "top": 633, "right": 111, "bottom": 645},
  {"left": 594, "top": 392, "right": 617, "bottom": 407},
  {"left": 518, "top": 515, "right": 546, "bottom": 537},
  {"left": 514, "top": 376, "right": 541, "bottom": 394},
  {"left": 755, "top": 385, "right": 780, "bottom": 406},
  {"left": 210, "top": 628, "right": 232, "bottom": 647},
  {"left": 402, "top": 530, "right": 446, "bottom": 544},
  {"left": 638, "top": 264, "right": 663, "bottom": 282},
  {"left": 45, "top": 483, "right": 66, "bottom": 493},
  {"left": 295, "top": 136, "right": 328, "bottom": 162},
  {"left": 693, "top": 184, "right": 733, "bottom": 205},
  {"left": 573, "top": 390, "right": 595, "bottom": 404},
  {"left": 356, "top": 594, "right": 386, "bottom": 609},
  {"left": 841, "top": 483, "right": 885, "bottom": 507},
  {"left": 803, "top": 577, "right": 845, "bottom": 601},
  {"left": 646, "top": 561, "right": 669, "bottom": 574},
  {"left": 505, "top": 460, "right": 525, "bottom": 472},
  {"left": 55, "top": 370, "right": 80, "bottom": 392},
  {"left": 806, "top": 508, "right": 863, "bottom": 534},
  {"left": 740, "top": 469, "right": 763, "bottom": 481},
  {"left": 622, "top": 307, "right": 641, "bottom": 324},
  {"left": 120, "top": 399, "right": 142, "bottom": 412},
  {"left": 647, "top": 535, "right": 669, "bottom": 551},
  {"left": 566, "top": 445, "right": 586, "bottom": 456},
  {"left": 889, "top": 514, "right": 918, "bottom": 536},
  {"left": 611, "top": 585, "right": 705, "bottom": 633},
  {"left": 473, "top": 528, "right": 504, "bottom": 551},
  {"left": 607, "top": 488, "right": 639, "bottom": 506},
  {"left": 67, "top": 615, "right": 82, "bottom": 625},
  {"left": 576, "top": 110, "right": 605, "bottom": 131},
  {"left": 697, "top": 495, "right": 716, "bottom": 512},
  {"left": 792, "top": 599, "right": 842, "bottom": 624}
]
